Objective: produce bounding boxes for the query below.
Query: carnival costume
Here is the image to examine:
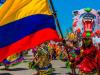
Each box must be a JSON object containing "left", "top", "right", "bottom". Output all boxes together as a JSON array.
[
  {"left": 72, "top": 8, "right": 100, "bottom": 74},
  {"left": 64, "top": 33, "right": 79, "bottom": 75},
  {"left": 37, "top": 45, "right": 53, "bottom": 75},
  {"left": 76, "top": 38, "right": 98, "bottom": 75},
  {"left": 29, "top": 43, "right": 53, "bottom": 75},
  {"left": 3, "top": 53, "right": 24, "bottom": 69}
]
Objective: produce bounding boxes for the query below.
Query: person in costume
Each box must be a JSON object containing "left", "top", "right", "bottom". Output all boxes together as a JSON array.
[
  {"left": 37, "top": 43, "right": 53, "bottom": 75},
  {"left": 54, "top": 42, "right": 62, "bottom": 59},
  {"left": 46, "top": 41, "right": 53, "bottom": 60},
  {"left": 65, "top": 32, "right": 80, "bottom": 75},
  {"left": 3, "top": 53, "right": 24, "bottom": 70},
  {"left": 77, "top": 37, "right": 99, "bottom": 75},
  {"left": 72, "top": 8, "right": 100, "bottom": 75},
  {"left": 29, "top": 42, "right": 53, "bottom": 75}
]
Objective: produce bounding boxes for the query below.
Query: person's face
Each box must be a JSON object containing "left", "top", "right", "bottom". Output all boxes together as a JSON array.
[
  {"left": 67, "top": 41, "right": 74, "bottom": 47},
  {"left": 83, "top": 38, "right": 91, "bottom": 45}
]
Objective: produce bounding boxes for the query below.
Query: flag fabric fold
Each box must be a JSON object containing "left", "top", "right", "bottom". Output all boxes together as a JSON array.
[{"left": 0, "top": 0, "right": 60, "bottom": 62}]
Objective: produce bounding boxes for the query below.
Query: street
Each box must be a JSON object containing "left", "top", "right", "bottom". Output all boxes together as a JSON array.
[
  {"left": 0, "top": 60, "right": 79, "bottom": 75},
  {"left": 0, "top": 53, "right": 79, "bottom": 75}
]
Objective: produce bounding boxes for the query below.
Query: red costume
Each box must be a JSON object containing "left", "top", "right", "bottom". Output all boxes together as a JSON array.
[
  {"left": 77, "top": 39, "right": 98, "bottom": 73},
  {"left": 97, "top": 49, "right": 100, "bottom": 72},
  {"left": 79, "top": 45, "right": 97, "bottom": 73}
]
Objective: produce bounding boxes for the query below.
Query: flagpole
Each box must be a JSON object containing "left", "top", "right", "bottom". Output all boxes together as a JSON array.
[
  {"left": 49, "top": 0, "right": 70, "bottom": 59},
  {"left": 49, "top": 0, "right": 64, "bottom": 39},
  {"left": 49, "top": 0, "right": 76, "bottom": 75}
]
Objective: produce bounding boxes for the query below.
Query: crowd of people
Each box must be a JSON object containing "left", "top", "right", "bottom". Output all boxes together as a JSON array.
[{"left": 28, "top": 32, "right": 100, "bottom": 75}]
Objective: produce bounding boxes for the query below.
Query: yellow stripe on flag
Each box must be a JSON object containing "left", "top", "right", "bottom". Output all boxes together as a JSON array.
[{"left": 0, "top": 0, "right": 51, "bottom": 26}]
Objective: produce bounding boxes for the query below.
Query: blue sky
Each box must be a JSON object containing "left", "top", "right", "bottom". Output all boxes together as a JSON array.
[{"left": 52, "top": 0, "right": 100, "bottom": 36}]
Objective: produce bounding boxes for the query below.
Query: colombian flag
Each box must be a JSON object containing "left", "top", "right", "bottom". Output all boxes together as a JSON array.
[{"left": 0, "top": 0, "right": 60, "bottom": 62}]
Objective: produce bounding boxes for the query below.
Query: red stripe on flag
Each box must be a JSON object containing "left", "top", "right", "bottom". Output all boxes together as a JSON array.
[{"left": 0, "top": 28, "right": 60, "bottom": 62}]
